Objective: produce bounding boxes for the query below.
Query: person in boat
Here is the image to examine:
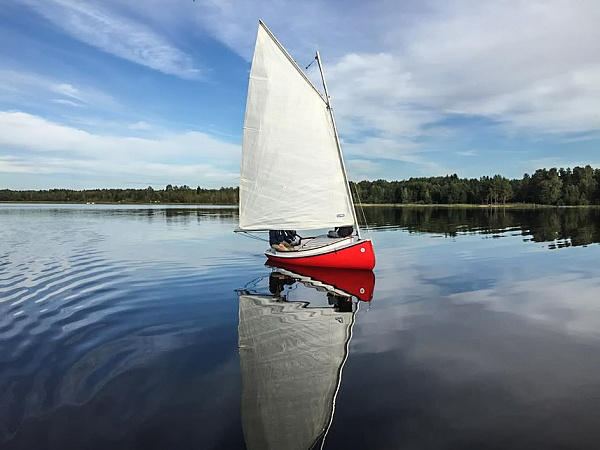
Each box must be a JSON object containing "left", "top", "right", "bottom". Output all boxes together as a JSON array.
[
  {"left": 327, "top": 226, "right": 353, "bottom": 238},
  {"left": 269, "top": 230, "right": 299, "bottom": 251}
]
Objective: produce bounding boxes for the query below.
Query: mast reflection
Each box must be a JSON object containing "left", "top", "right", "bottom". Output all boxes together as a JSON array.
[{"left": 237, "top": 264, "right": 375, "bottom": 450}]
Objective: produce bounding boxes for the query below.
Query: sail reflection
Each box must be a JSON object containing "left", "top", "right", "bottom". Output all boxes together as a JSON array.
[{"left": 237, "top": 265, "right": 374, "bottom": 450}]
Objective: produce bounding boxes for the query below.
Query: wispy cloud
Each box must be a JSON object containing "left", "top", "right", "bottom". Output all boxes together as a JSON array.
[
  {"left": 51, "top": 99, "right": 83, "bottom": 107},
  {"left": 17, "top": 0, "right": 202, "bottom": 79},
  {"left": 457, "top": 150, "right": 478, "bottom": 157},
  {"left": 51, "top": 83, "right": 82, "bottom": 100},
  {"left": 128, "top": 121, "right": 152, "bottom": 131},
  {"left": 0, "top": 69, "right": 118, "bottom": 110}
]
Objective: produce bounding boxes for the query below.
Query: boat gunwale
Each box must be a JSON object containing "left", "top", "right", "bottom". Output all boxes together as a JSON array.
[{"left": 265, "top": 237, "right": 372, "bottom": 259}]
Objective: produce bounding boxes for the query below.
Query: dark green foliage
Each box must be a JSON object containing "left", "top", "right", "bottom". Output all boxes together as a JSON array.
[
  {"left": 351, "top": 165, "right": 599, "bottom": 206},
  {"left": 352, "top": 174, "right": 512, "bottom": 205},
  {"left": 1, "top": 165, "right": 599, "bottom": 205},
  {"left": 0, "top": 185, "right": 239, "bottom": 204}
]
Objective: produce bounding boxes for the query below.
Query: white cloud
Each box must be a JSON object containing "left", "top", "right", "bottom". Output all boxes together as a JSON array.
[
  {"left": 0, "top": 69, "right": 118, "bottom": 110},
  {"left": 16, "top": 0, "right": 202, "bottom": 79},
  {"left": 51, "top": 83, "right": 82, "bottom": 100},
  {"left": 0, "top": 155, "right": 238, "bottom": 188},
  {"left": 343, "top": 135, "right": 451, "bottom": 179},
  {"left": 457, "top": 150, "right": 478, "bottom": 157},
  {"left": 0, "top": 111, "right": 240, "bottom": 187},
  {"left": 51, "top": 99, "right": 83, "bottom": 107},
  {"left": 332, "top": 4, "right": 599, "bottom": 140},
  {"left": 452, "top": 272, "right": 600, "bottom": 338},
  {"left": 345, "top": 159, "right": 382, "bottom": 183},
  {"left": 16, "top": 0, "right": 600, "bottom": 139},
  {"left": 199, "top": 0, "right": 600, "bottom": 140},
  {"left": 5, "top": 0, "right": 600, "bottom": 186},
  {"left": 129, "top": 121, "right": 152, "bottom": 131}
]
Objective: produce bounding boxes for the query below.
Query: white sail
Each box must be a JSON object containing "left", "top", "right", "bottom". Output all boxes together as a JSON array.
[
  {"left": 238, "top": 295, "right": 354, "bottom": 450},
  {"left": 239, "top": 21, "right": 355, "bottom": 231}
]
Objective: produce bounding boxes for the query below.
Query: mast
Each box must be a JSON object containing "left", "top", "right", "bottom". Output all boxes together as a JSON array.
[{"left": 315, "top": 51, "right": 361, "bottom": 239}]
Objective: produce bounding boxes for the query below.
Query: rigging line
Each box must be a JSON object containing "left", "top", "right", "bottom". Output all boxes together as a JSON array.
[
  {"left": 352, "top": 183, "right": 371, "bottom": 236},
  {"left": 305, "top": 55, "right": 317, "bottom": 70},
  {"left": 236, "top": 274, "right": 268, "bottom": 293},
  {"left": 233, "top": 230, "right": 269, "bottom": 242}
]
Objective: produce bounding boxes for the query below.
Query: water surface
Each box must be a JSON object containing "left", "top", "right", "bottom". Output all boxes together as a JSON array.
[{"left": 1, "top": 204, "right": 600, "bottom": 449}]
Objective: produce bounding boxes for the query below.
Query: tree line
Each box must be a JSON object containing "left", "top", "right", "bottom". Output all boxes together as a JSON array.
[
  {"left": 0, "top": 185, "right": 238, "bottom": 204},
  {"left": 1, "top": 165, "right": 599, "bottom": 206},
  {"left": 352, "top": 165, "right": 600, "bottom": 206}
]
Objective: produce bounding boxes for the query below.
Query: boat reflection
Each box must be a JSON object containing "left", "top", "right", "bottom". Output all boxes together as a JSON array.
[{"left": 237, "top": 265, "right": 375, "bottom": 450}]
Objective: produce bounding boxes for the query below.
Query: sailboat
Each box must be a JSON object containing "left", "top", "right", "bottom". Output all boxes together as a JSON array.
[
  {"left": 238, "top": 20, "right": 376, "bottom": 270},
  {"left": 237, "top": 265, "right": 372, "bottom": 449}
]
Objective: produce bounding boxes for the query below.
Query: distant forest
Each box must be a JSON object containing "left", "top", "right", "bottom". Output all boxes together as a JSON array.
[
  {"left": 354, "top": 165, "right": 600, "bottom": 206},
  {"left": 1, "top": 165, "right": 599, "bottom": 206},
  {"left": 0, "top": 185, "right": 239, "bottom": 205}
]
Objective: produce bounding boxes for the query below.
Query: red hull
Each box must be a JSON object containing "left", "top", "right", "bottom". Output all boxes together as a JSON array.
[
  {"left": 265, "top": 239, "right": 375, "bottom": 270},
  {"left": 266, "top": 262, "right": 375, "bottom": 301}
]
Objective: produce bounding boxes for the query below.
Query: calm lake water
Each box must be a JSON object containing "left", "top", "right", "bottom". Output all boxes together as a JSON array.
[{"left": 1, "top": 204, "right": 600, "bottom": 449}]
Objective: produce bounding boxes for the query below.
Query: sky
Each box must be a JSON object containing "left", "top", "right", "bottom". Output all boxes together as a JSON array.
[{"left": 1, "top": 0, "right": 599, "bottom": 190}]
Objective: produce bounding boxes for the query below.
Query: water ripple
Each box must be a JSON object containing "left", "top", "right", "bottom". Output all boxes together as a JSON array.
[{"left": 0, "top": 205, "right": 246, "bottom": 447}]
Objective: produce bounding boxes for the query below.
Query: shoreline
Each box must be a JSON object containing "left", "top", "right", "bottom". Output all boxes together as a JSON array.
[{"left": 2, "top": 201, "right": 599, "bottom": 209}]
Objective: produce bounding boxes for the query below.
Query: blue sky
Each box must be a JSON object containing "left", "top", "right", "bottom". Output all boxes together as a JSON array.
[{"left": 1, "top": 0, "right": 599, "bottom": 190}]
